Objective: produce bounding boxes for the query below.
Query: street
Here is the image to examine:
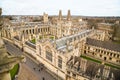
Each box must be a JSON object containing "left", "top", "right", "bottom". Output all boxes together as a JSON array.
[{"left": 5, "top": 41, "right": 56, "bottom": 80}]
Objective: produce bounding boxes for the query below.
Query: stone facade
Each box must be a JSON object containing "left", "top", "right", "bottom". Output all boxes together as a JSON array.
[{"left": 2, "top": 10, "right": 120, "bottom": 80}]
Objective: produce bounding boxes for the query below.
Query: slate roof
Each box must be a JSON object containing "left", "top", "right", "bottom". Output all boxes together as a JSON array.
[
  {"left": 86, "top": 38, "right": 120, "bottom": 52},
  {"left": 25, "top": 41, "right": 36, "bottom": 49},
  {"left": 67, "top": 56, "right": 120, "bottom": 80},
  {"left": 14, "top": 36, "right": 20, "bottom": 40}
]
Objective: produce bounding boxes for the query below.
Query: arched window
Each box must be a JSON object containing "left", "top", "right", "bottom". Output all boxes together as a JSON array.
[
  {"left": 39, "top": 46, "right": 41, "bottom": 55},
  {"left": 46, "top": 47, "right": 52, "bottom": 62},
  {"left": 58, "top": 56, "right": 62, "bottom": 69},
  {"left": 33, "top": 29, "right": 34, "bottom": 34},
  {"left": 26, "top": 30, "right": 28, "bottom": 34},
  {"left": 30, "top": 29, "right": 31, "bottom": 34}
]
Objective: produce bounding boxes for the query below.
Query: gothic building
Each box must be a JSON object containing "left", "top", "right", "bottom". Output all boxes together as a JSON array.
[{"left": 1, "top": 10, "right": 120, "bottom": 80}]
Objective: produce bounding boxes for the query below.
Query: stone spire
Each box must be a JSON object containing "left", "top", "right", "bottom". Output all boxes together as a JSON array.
[
  {"left": 110, "top": 73, "right": 114, "bottom": 80},
  {"left": 94, "top": 68, "right": 101, "bottom": 80},
  {"left": 43, "top": 12, "right": 48, "bottom": 23},
  {"left": 58, "top": 10, "right": 62, "bottom": 20},
  {"left": 67, "top": 10, "right": 71, "bottom": 21},
  {"left": 80, "top": 58, "right": 87, "bottom": 72},
  {"left": 102, "top": 66, "right": 110, "bottom": 79}
]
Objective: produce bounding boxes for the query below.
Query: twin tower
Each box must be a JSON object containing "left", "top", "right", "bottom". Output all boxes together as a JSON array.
[
  {"left": 43, "top": 10, "right": 71, "bottom": 23},
  {"left": 58, "top": 10, "right": 71, "bottom": 21}
]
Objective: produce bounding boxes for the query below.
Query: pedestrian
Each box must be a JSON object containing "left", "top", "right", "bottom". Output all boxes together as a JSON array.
[
  {"left": 33, "top": 67, "right": 36, "bottom": 70},
  {"left": 42, "top": 77, "right": 45, "bottom": 80},
  {"left": 41, "top": 67, "right": 43, "bottom": 70}
]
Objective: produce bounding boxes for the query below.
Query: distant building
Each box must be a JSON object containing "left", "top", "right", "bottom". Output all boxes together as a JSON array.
[{"left": 2, "top": 10, "right": 120, "bottom": 80}]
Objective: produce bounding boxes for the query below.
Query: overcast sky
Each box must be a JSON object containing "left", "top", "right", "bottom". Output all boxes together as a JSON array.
[{"left": 0, "top": 0, "right": 120, "bottom": 16}]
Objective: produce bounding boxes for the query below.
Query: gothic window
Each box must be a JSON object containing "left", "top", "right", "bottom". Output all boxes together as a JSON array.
[
  {"left": 117, "top": 54, "right": 119, "bottom": 58},
  {"left": 67, "top": 71, "right": 70, "bottom": 75},
  {"left": 39, "top": 46, "right": 41, "bottom": 55},
  {"left": 33, "top": 29, "right": 34, "bottom": 34},
  {"left": 26, "top": 30, "right": 28, "bottom": 34},
  {"left": 98, "top": 49, "right": 100, "bottom": 52},
  {"left": 104, "top": 51, "right": 106, "bottom": 55},
  {"left": 84, "top": 50, "right": 86, "bottom": 54},
  {"left": 38, "top": 29, "right": 40, "bottom": 32},
  {"left": 104, "top": 57, "right": 106, "bottom": 61},
  {"left": 109, "top": 57, "right": 112, "bottom": 60},
  {"left": 46, "top": 47, "right": 52, "bottom": 62},
  {"left": 110, "top": 53, "right": 112, "bottom": 56},
  {"left": 72, "top": 73, "right": 76, "bottom": 78},
  {"left": 113, "top": 54, "right": 116, "bottom": 57},
  {"left": 58, "top": 56, "right": 62, "bottom": 69},
  {"left": 30, "top": 29, "right": 31, "bottom": 34},
  {"left": 96, "top": 49, "right": 98, "bottom": 52},
  {"left": 100, "top": 54, "right": 102, "bottom": 57},
  {"left": 101, "top": 50, "right": 103, "bottom": 53}
]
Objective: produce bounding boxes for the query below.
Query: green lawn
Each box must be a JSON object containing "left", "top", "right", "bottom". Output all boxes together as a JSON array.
[
  {"left": 31, "top": 39, "right": 36, "bottom": 44},
  {"left": 114, "top": 41, "right": 120, "bottom": 44},
  {"left": 49, "top": 36, "right": 54, "bottom": 40},
  {"left": 112, "top": 39, "right": 120, "bottom": 44},
  {"left": 80, "top": 55, "right": 102, "bottom": 64},
  {"left": 39, "top": 36, "right": 43, "bottom": 39},
  {"left": 10, "top": 64, "right": 19, "bottom": 80},
  {"left": 80, "top": 55, "right": 120, "bottom": 69},
  {"left": 105, "top": 63, "right": 120, "bottom": 69}
]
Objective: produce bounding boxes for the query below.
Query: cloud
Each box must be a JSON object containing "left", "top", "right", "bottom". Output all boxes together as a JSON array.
[{"left": 0, "top": 0, "right": 120, "bottom": 16}]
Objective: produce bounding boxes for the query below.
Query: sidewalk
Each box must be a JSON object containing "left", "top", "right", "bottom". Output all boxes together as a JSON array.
[{"left": 17, "top": 63, "right": 39, "bottom": 80}]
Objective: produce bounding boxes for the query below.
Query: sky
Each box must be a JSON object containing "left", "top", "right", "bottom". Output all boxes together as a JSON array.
[{"left": 0, "top": 0, "right": 120, "bottom": 16}]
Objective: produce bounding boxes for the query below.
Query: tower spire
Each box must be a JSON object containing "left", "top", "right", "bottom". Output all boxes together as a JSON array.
[
  {"left": 67, "top": 10, "right": 71, "bottom": 21},
  {"left": 58, "top": 10, "right": 62, "bottom": 20}
]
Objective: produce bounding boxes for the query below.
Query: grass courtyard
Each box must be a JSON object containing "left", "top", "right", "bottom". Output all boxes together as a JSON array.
[
  {"left": 10, "top": 64, "right": 19, "bottom": 80},
  {"left": 80, "top": 55, "right": 120, "bottom": 69},
  {"left": 31, "top": 38, "right": 36, "bottom": 44},
  {"left": 31, "top": 35, "right": 55, "bottom": 44},
  {"left": 80, "top": 55, "right": 102, "bottom": 64}
]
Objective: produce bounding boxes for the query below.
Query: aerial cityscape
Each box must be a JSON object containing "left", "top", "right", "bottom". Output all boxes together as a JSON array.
[{"left": 0, "top": 0, "right": 120, "bottom": 80}]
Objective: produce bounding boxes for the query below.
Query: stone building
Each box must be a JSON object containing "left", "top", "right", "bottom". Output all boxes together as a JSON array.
[
  {"left": 97, "top": 23, "right": 113, "bottom": 41},
  {"left": 1, "top": 10, "right": 120, "bottom": 80},
  {"left": 82, "top": 38, "right": 120, "bottom": 65}
]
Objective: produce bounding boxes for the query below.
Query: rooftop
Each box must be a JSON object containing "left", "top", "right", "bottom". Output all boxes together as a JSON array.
[{"left": 86, "top": 38, "right": 120, "bottom": 52}]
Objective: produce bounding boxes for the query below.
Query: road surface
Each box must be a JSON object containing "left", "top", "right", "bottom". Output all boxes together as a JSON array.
[{"left": 5, "top": 41, "right": 57, "bottom": 80}]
